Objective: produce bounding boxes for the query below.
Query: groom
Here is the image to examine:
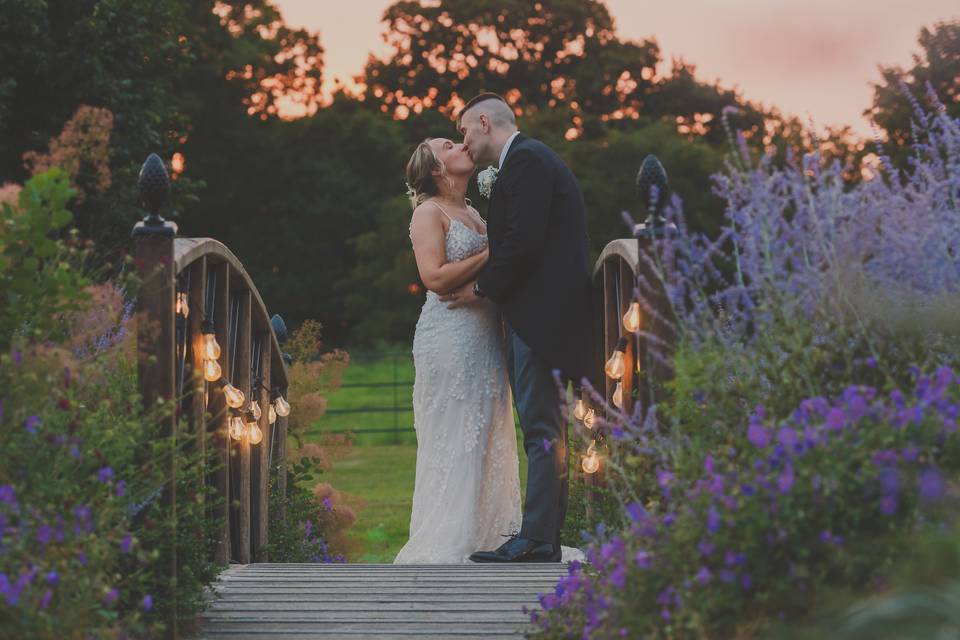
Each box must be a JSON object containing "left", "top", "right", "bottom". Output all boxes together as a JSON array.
[{"left": 443, "top": 93, "right": 593, "bottom": 562}]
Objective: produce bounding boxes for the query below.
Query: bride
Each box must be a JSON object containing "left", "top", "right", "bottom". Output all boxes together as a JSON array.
[{"left": 393, "top": 138, "right": 522, "bottom": 563}]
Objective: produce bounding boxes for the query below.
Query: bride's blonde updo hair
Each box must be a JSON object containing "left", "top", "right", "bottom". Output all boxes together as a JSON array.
[{"left": 405, "top": 139, "right": 450, "bottom": 210}]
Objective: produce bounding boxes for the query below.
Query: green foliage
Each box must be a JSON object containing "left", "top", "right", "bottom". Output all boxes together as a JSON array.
[
  {"left": 0, "top": 169, "right": 89, "bottom": 350},
  {"left": 265, "top": 456, "right": 344, "bottom": 563}
]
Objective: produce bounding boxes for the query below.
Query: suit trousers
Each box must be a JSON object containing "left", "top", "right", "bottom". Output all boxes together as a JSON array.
[{"left": 505, "top": 324, "right": 569, "bottom": 549}]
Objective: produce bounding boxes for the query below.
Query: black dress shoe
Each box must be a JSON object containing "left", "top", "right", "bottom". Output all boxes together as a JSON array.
[{"left": 469, "top": 536, "right": 559, "bottom": 563}]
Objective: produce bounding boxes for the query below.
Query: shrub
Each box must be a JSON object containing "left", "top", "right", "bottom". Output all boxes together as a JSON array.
[
  {"left": 535, "top": 87, "right": 960, "bottom": 638},
  {"left": 0, "top": 170, "right": 217, "bottom": 638}
]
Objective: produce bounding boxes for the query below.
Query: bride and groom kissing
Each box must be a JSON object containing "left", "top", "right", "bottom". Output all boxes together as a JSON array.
[{"left": 394, "top": 93, "right": 593, "bottom": 564}]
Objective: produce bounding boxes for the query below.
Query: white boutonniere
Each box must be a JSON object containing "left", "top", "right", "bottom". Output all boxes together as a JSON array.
[{"left": 477, "top": 166, "right": 498, "bottom": 198}]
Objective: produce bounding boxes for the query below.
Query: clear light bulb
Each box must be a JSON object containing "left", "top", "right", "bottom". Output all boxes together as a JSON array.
[
  {"left": 623, "top": 301, "right": 641, "bottom": 333},
  {"left": 248, "top": 422, "right": 263, "bottom": 445},
  {"left": 203, "top": 359, "right": 222, "bottom": 382},
  {"left": 573, "top": 398, "right": 587, "bottom": 421},
  {"left": 228, "top": 416, "right": 244, "bottom": 441},
  {"left": 582, "top": 442, "right": 600, "bottom": 474},
  {"left": 176, "top": 292, "right": 190, "bottom": 318},
  {"left": 274, "top": 395, "right": 290, "bottom": 417},
  {"left": 251, "top": 401, "right": 262, "bottom": 422},
  {"left": 203, "top": 333, "right": 221, "bottom": 360},
  {"left": 613, "top": 382, "right": 623, "bottom": 409},
  {"left": 583, "top": 408, "right": 596, "bottom": 430},
  {"left": 223, "top": 383, "right": 245, "bottom": 409},
  {"left": 605, "top": 337, "right": 628, "bottom": 380},
  {"left": 268, "top": 403, "right": 277, "bottom": 425}
]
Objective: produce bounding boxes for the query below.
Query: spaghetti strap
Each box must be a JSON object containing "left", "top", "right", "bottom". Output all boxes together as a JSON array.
[{"left": 430, "top": 200, "right": 454, "bottom": 222}]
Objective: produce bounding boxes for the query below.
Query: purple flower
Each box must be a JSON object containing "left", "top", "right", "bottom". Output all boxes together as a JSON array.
[
  {"left": 542, "top": 438, "right": 553, "bottom": 453},
  {"left": 304, "top": 520, "right": 313, "bottom": 541},
  {"left": 36, "top": 523, "right": 51, "bottom": 546},
  {"left": 695, "top": 566, "right": 712, "bottom": 585},
  {"left": 720, "top": 569, "right": 736, "bottom": 584},
  {"left": 866, "top": 356, "right": 878, "bottom": 369},
  {"left": 23, "top": 415, "right": 40, "bottom": 434},
  {"left": 777, "top": 426, "right": 798, "bottom": 448},
  {"left": 98, "top": 467, "right": 114, "bottom": 484},
  {"left": 777, "top": 464, "right": 795, "bottom": 494},
  {"left": 707, "top": 506, "right": 722, "bottom": 534},
  {"left": 12, "top": 350, "right": 22, "bottom": 366},
  {"left": 747, "top": 422, "right": 770, "bottom": 449},
  {"left": 704, "top": 455, "right": 715, "bottom": 473},
  {"left": 698, "top": 540, "right": 715, "bottom": 556},
  {"left": 115, "top": 480, "right": 126, "bottom": 498},
  {"left": 39, "top": 589, "right": 52, "bottom": 609},
  {"left": 104, "top": 588, "right": 119, "bottom": 605},
  {"left": 741, "top": 574, "right": 753, "bottom": 590},
  {"left": 635, "top": 550, "right": 652, "bottom": 568},
  {"left": 609, "top": 564, "right": 626, "bottom": 589},
  {"left": 879, "top": 468, "right": 900, "bottom": 495},
  {"left": 143, "top": 594, "right": 154, "bottom": 611},
  {"left": 120, "top": 534, "right": 133, "bottom": 554},
  {"left": 0, "top": 485, "right": 16, "bottom": 506},
  {"left": 322, "top": 496, "right": 333, "bottom": 512},
  {"left": 880, "top": 494, "right": 898, "bottom": 516},
  {"left": 70, "top": 446, "right": 80, "bottom": 459},
  {"left": 46, "top": 571, "right": 58, "bottom": 585},
  {"left": 825, "top": 408, "right": 846, "bottom": 431},
  {"left": 918, "top": 469, "right": 945, "bottom": 503},
  {"left": 625, "top": 502, "right": 647, "bottom": 523}
]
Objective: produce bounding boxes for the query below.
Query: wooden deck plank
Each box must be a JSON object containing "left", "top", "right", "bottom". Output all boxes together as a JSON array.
[{"left": 201, "top": 563, "right": 560, "bottom": 639}]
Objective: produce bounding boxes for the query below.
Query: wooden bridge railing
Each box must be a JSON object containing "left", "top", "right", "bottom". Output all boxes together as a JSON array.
[
  {"left": 581, "top": 154, "right": 677, "bottom": 478},
  {"left": 132, "top": 154, "right": 290, "bottom": 635}
]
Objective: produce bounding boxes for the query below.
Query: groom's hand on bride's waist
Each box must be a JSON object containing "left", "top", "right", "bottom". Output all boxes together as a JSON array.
[{"left": 441, "top": 281, "right": 481, "bottom": 309}]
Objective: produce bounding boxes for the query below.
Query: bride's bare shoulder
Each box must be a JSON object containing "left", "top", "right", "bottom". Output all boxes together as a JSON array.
[{"left": 410, "top": 201, "right": 447, "bottom": 239}]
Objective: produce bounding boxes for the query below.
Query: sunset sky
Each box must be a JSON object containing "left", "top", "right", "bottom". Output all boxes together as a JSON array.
[{"left": 275, "top": 0, "right": 958, "bottom": 136}]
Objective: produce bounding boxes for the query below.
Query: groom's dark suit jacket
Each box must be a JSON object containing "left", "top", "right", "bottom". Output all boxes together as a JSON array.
[{"left": 476, "top": 134, "right": 594, "bottom": 384}]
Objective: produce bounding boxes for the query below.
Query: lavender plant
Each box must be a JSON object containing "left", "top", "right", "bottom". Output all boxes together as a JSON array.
[{"left": 538, "top": 87, "right": 960, "bottom": 638}]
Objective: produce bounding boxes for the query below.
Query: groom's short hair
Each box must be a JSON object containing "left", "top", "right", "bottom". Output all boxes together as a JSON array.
[{"left": 457, "top": 93, "right": 516, "bottom": 130}]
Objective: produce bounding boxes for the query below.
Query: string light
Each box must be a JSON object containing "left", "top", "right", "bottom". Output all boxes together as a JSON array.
[
  {"left": 245, "top": 410, "right": 263, "bottom": 445},
  {"left": 268, "top": 403, "right": 277, "bottom": 425},
  {"left": 251, "top": 401, "right": 262, "bottom": 422},
  {"left": 582, "top": 442, "right": 600, "bottom": 474},
  {"left": 176, "top": 291, "right": 190, "bottom": 318},
  {"left": 583, "top": 408, "right": 596, "bottom": 430},
  {"left": 203, "top": 358, "right": 222, "bottom": 382},
  {"left": 201, "top": 322, "right": 221, "bottom": 360},
  {"left": 273, "top": 395, "right": 290, "bottom": 417},
  {"left": 623, "top": 301, "right": 641, "bottom": 333},
  {"left": 605, "top": 337, "right": 628, "bottom": 380},
  {"left": 613, "top": 381, "right": 624, "bottom": 409},
  {"left": 223, "top": 382, "right": 245, "bottom": 409},
  {"left": 228, "top": 415, "right": 244, "bottom": 441},
  {"left": 573, "top": 397, "right": 588, "bottom": 421}
]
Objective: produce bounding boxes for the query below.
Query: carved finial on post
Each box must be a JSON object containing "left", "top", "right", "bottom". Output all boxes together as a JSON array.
[
  {"left": 132, "top": 153, "right": 177, "bottom": 237},
  {"left": 633, "top": 154, "right": 675, "bottom": 238}
]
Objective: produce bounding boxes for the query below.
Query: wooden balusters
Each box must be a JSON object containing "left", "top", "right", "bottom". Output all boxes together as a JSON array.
[{"left": 209, "top": 262, "right": 231, "bottom": 566}]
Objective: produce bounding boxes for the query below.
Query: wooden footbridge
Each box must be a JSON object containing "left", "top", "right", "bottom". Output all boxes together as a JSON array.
[{"left": 132, "top": 153, "right": 674, "bottom": 638}]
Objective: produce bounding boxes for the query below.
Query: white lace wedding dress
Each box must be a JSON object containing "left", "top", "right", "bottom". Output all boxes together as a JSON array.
[{"left": 394, "top": 216, "right": 523, "bottom": 564}]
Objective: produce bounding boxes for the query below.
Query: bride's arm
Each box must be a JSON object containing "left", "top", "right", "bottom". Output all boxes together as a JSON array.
[{"left": 410, "top": 205, "right": 489, "bottom": 295}]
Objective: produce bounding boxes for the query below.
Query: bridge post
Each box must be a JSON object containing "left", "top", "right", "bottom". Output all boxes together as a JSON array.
[
  {"left": 632, "top": 155, "right": 677, "bottom": 416},
  {"left": 132, "top": 153, "right": 179, "bottom": 637}
]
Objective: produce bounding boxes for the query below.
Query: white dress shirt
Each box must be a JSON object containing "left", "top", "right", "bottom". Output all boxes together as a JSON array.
[{"left": 497, "top": 131, "right": 521, "bottom": 169}]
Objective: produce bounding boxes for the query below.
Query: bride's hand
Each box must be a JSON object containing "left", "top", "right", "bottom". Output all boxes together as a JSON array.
[{"left": 479, "top": 247, "right": 489, "bottom": 263}]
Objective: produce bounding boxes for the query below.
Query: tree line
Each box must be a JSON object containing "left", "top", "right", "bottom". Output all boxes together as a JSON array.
[{"left": 1, "top": 0, "right": 956, "bottom": 346}]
